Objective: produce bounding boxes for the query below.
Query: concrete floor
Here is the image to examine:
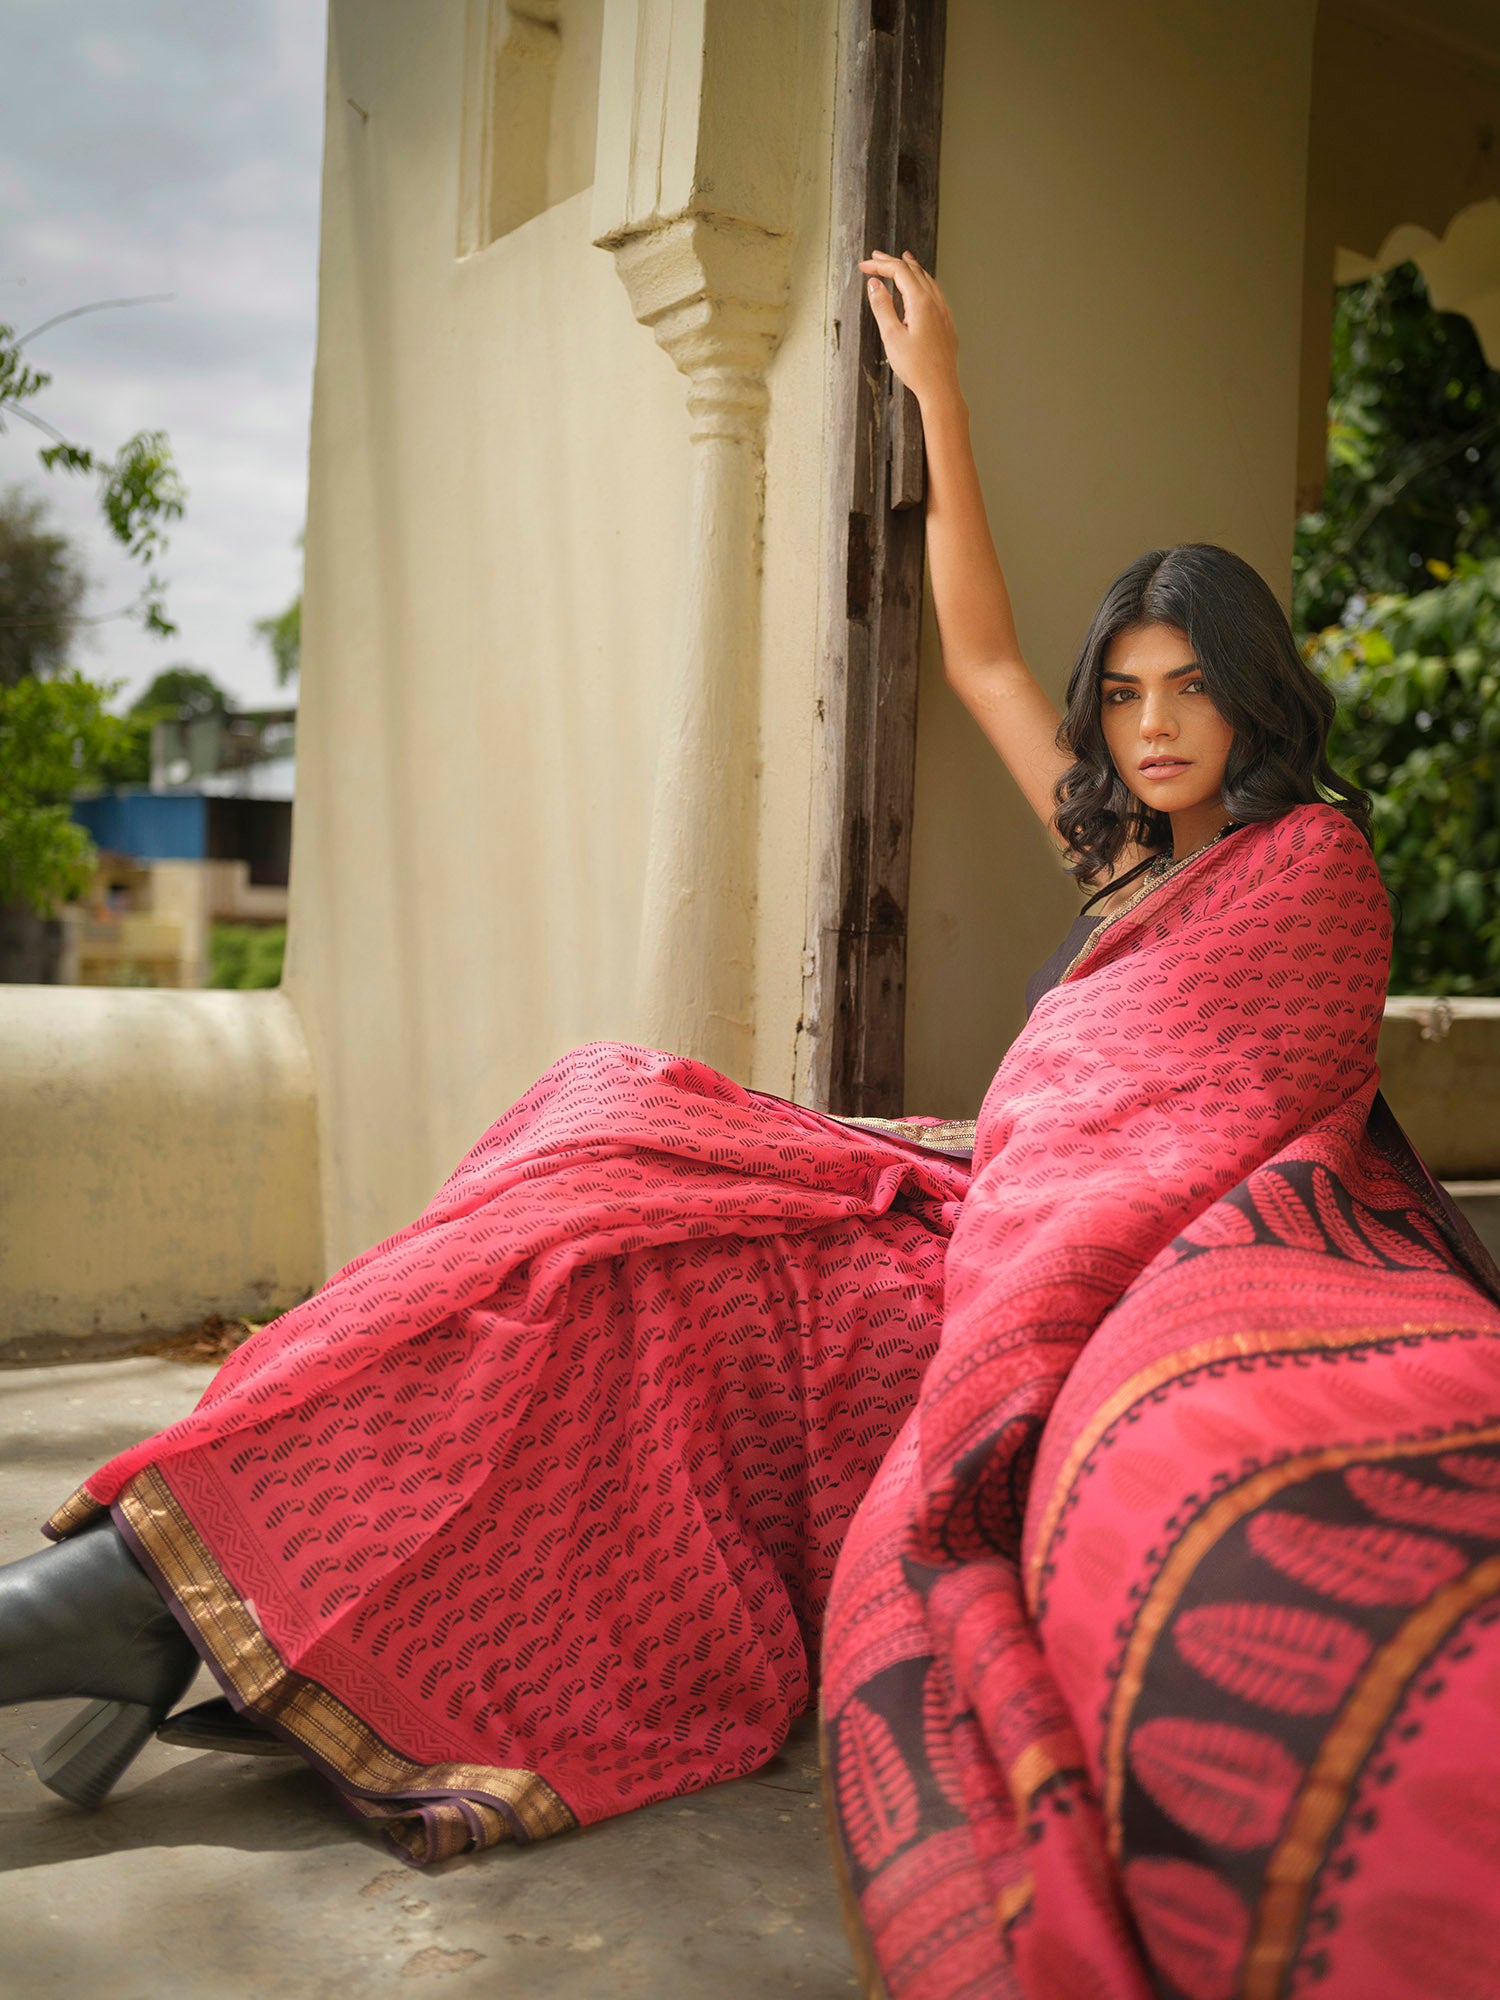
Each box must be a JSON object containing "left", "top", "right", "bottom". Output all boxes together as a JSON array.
[{"left": 0, "top": 1357, "right": 858, "bottom": 2000}]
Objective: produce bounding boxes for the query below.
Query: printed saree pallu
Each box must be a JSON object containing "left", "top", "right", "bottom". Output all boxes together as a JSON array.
[
  {"left": 822, "top": 802, "right": 1500, "bottom": 2000},
  {"left": 42, "top": 800, "right": 1500, "bottom": 2000}
]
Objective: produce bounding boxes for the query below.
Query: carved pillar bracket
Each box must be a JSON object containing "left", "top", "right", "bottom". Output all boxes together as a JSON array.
[
  {"left": 592, "top": 1, "right": 800, "bottom": 1077},
  {"left": 605, "top": 214, "right": 787, "bottom": 444}
]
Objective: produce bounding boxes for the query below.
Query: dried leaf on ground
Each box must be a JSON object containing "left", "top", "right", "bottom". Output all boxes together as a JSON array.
[{"left": 133, "top": 1314, "right": 260, "bottom": 1364}]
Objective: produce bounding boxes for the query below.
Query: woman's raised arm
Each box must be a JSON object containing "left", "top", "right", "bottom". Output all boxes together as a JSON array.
[{"left": 861, "top": 250, "right": 1070, "bottom": 838}]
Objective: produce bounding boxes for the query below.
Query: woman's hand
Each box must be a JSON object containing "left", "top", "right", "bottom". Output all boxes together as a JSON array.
[
  {"left": 859, "top": 250, "right": 961, "bottom": 410},
  {"left": 858, "top": 251, "right": 1070, "bottom": 836}
]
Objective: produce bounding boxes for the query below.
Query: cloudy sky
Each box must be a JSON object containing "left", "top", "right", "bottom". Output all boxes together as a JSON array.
[{"left": 1, "top": 1, "right": 326, "bottom": 710}]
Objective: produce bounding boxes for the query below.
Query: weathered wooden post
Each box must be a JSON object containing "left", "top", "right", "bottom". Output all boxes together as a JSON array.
[{"left": 796, "top": 0, "right": 947, "bottom": 1116}]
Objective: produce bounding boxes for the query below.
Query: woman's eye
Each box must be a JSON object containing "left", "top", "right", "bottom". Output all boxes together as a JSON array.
[{"left": 1102, "top": 682, "right": 1209, "bottom": 702}]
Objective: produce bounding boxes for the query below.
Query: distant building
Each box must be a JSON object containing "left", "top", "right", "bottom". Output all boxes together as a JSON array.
[
  {"left": 149, "top": 706, "right": 296, "bottom": 798},
  {"left": 66, "top": 706, "right": 294, "bottom": 987}
]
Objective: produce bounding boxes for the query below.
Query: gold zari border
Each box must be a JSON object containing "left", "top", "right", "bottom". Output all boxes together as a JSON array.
[
  {"left": 1057, "top": 822, "right": 1245, "bottom": 989},
  {"left": 53, "top": 1467, "right": 575, "bottom": 1858},
  {"left": 1096, "top": 1410, "right": 1500, "bottom": 1994},
  {"left": 1101, "top": 1409, "right": 1500, "bottom": 1838},
  {"left": 1242, "top": 1549, "right": 1500, "bottom": 1998},
  {"left": 45, "top": 1484, "right": 106, "bottom": 1539},
  {"left": 1027, "top": 1320, "right": 1471, "bottom": 1597}
]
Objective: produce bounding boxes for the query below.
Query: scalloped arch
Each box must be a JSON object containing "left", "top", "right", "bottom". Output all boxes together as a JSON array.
[{"left": 1336, "top": 195, "right": 1500, "bottom": 369}]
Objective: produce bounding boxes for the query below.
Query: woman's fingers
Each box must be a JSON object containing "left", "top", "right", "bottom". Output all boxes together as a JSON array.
[
  {"left": 865, "top": 272, "right": 903, "bottom": 342},
  {"left": 862, "top": 259, "right": 917, "bottom": 318},
  {"left": 861, "top": 250, "right": 920, "bottom": 291},
  {"left": 859, "top": 248, "right": 958, "bottom": 401},
  {"left": 886, "top": 253, "right": 953, "bottom": 328},
  {"left": 859, "top": 251, "right": 941, "bottom": 317},
  {"left": 860, "top": 249, "right": 930, "bottom": 276}
]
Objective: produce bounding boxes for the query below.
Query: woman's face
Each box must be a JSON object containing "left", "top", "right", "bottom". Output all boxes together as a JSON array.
[{"left": 1099, "top": 621, "right": 1234, "bottom": 819}]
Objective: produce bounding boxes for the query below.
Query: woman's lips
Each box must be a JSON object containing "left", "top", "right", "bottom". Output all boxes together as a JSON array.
[{"left": 1139, "top": 758, "right": 1190, "bottom": 777}]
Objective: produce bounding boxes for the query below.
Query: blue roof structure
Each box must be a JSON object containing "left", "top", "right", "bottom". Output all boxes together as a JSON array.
[{"left": 71, "top": 789, "right": 208, "bottom": 861}]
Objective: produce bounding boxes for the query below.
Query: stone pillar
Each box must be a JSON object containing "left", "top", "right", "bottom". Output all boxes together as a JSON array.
[
  {"left": 592, "top": 0, "right": 799, "bottom": 1076},
  {"left": 599, "top": 218, "right": 788, "bottom": 1073}
]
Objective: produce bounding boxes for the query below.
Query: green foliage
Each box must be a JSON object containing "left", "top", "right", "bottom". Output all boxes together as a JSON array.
[
  {"left": 88, "top": 708, "right": 154, "bottom": 788},
  {"left": 0, "top": 336, "right": 51, "bottom": 419},
  {"left": 0, "top": 306, "right": 185, "bottom": 639},
  {"left": 254, "top": 592, "right": 301, "bottom": 685},
  {"left": 0, "top": 673, "right": 138, "bottom": 914},
  {"left": 129, "top": 665, "right": 231, "bottom": 721},
  {"left": 0, "top": 486, "right": 87, "bottom": 687},
  {"left": 1304, "top": 553, "right": 1500, "bottom": 995},
  {"left": 37, "top": 429, "right": 185, "bottom": 638},
  {"left": 1295, "top": 262, "right": 1500, "bottom": 995},
  {"left": 208, "top": 922, "right": 285, "bottom": 990},
  {"left": 1295, "top": 264, "right": 1500, "bottom": 633},
  {"left": 254, "top": 530, "right": 303, "bottom": 686}
]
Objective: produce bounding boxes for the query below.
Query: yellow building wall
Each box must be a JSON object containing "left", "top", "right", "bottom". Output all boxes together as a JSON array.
[
  {"left": 905, "top": 0, "right": 1320, "bottom": 1115},
  {"left": 287, "top": 0, "right": 837, "bottom": 1267}
]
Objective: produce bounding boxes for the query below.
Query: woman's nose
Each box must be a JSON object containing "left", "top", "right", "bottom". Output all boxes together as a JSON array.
[{"left": 1140, "top": 696, "right": 1177, "bottom": 739}]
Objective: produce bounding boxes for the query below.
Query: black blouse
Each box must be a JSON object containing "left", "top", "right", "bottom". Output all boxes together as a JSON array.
[{"left": 1023, "top": 911, "right": 1102, "bottom": 1018}]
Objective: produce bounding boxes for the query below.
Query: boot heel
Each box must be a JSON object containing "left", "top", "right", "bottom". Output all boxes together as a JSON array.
[{"left": 32, "top": 1698, "right": 156, "bottom": 1809}]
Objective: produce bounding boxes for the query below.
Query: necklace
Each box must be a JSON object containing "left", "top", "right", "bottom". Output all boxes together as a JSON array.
[
  {"left": 1144, "top": 817, "right": 1241, "bottom": 881},
  {"left": 1062, "top": 818, "right": 1243, "bottom": 985}
]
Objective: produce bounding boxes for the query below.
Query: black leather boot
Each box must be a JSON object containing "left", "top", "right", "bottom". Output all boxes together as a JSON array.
[
  {"left": 0, "top": 1516, "right": 200, "bottom": 1807},
  {"left": 157, "top": 1695, "right": 296, "bottom": 1758}
]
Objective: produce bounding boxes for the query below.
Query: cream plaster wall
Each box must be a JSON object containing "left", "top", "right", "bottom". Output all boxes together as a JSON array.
[
  {"left": 288, "top": 0, "right": 836, "bottom": 1268},
  {"left": 904, "top": 0, "right": 1320, "bottom": 1116}
]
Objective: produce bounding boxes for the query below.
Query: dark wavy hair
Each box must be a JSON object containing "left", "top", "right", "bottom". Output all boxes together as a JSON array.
[{"left": 1053, "top": 542, "right": 1371, "bottom": 897}]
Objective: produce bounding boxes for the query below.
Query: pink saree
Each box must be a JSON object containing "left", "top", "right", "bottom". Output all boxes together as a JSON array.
[
  {"left": 48, "top": 1039, "right": 968, "bottom": 1857},
  {"left": 822, "top": 802, "right": 1500, "bottom": 1999},
  {"left": 42, "top": 800, "right": 1500, "bottom": 2000}
]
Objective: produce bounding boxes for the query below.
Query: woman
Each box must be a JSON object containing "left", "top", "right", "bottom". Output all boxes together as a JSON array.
[
  {"left": 817, "top": 255, "right": 1500, "bottom": 2000},
  {"left": 5, "top": 253, "right": 1499, "bottom": 1998}
]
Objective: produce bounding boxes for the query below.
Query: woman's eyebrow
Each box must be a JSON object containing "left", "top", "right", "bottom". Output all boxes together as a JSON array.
[{"left": 1099, "top": 661, "right": 1203, "bottom": 684}]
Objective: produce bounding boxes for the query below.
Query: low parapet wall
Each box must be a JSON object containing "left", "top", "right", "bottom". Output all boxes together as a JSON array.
[
  {"left": 0, "top": 987, "right": 1491, "bottom": 1361},
  {"left": 0, "top": 986, "right": 321, "bottom": 1359},
  {"left": 1378, "top": 997, "right": 1500, "bottom": 1181}
]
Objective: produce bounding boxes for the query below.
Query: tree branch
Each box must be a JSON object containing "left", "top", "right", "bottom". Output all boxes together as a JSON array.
[
  {"left": 13, "top": 292, "right": 174, "bottom": 348},
  {"left": 1, "top": 401, "right": 74, "bottom": 447},
  {"left": 0, "top": 603, "right": 137, "bottom": 631}
]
